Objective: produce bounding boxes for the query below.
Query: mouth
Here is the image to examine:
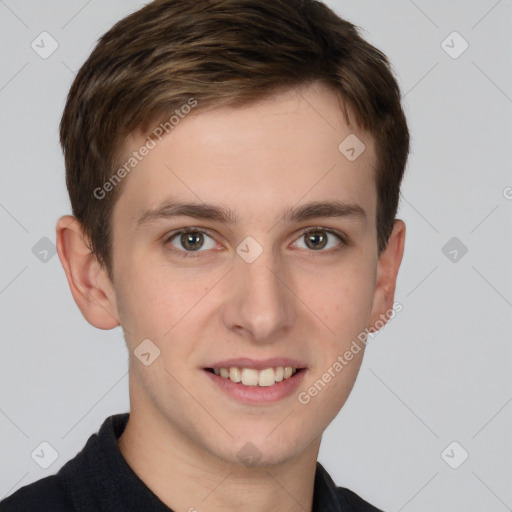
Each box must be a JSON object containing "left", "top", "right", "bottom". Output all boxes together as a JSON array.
[{"left": 204, "top": 366, "right": 305, "bottom": 387}]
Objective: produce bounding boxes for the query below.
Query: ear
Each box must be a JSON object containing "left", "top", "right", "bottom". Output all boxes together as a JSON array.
[
  {"left": 56, "top": 215, "right": 120, "bottom": 330},
  {"left": 368, "top": 219, "right": 405, "bottom": 333}
]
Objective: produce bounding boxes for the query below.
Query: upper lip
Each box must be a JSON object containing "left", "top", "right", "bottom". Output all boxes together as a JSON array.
[{"left": 206, "top": 357, "right": 307, "bottom": 371}]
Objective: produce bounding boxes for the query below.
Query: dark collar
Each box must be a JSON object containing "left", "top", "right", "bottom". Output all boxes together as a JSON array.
[{"left": 56, "top": 413, "right": 366, "bottom": 511}]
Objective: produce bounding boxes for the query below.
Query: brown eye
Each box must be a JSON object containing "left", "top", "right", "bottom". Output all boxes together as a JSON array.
[
  {"left": 180, "top": 232, "right": 204, "bottom": 251},
  {"left": 304, "top": 230, "right": 328, "bottom": 250},
  {"left": 294, "top": 229, "right": 344, "bottom": 252},
  {"left": 168, "top": 230, "right": 216, "bottom": 253}
]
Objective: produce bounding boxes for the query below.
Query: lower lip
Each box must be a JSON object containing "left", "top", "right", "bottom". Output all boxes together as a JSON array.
[{"left": 203, "top": 369, "right": 306, "bottom": 405}]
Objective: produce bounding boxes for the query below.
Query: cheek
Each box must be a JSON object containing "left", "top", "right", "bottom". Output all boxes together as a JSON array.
[
  {"left": 114, "top": 258, "right": 221, "bottom": 347},
  {"left": 294, "top": 254, "right": 376, "bottom": 337},
  {"left": 294, "top": 262, "right": 374, "bottom": 428}
]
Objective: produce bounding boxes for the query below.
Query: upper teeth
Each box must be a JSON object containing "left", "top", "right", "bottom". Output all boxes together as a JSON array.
[{"left": 213, "top": 366, "right": 298, "bottom": 386}]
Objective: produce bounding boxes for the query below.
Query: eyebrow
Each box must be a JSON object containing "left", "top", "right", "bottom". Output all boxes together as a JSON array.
[{"left": 135, "top": 198, "right": 367, "bottom": 228}]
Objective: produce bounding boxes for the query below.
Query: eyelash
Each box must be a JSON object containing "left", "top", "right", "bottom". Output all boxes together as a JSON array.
[{"left": 163, "top": 226, "right": 348, "bottom": 259}]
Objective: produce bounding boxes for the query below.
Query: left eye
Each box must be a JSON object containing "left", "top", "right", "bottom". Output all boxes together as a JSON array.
[{"left": 293, "top": 229, "right": 342, "bottom": 251}]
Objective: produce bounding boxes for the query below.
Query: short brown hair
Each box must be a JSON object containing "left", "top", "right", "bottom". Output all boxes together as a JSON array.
[{"left": 60, "top": 0, "right": 409, "bottom": 280}]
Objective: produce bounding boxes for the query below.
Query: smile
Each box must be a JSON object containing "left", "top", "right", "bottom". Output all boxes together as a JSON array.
[{"left": 206, "top": 366, "right": 300, "bottom": 387}]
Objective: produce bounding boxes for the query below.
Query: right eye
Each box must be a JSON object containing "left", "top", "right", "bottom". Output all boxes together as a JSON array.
[{"left": 165, "top": 228, "right": 218, "bottom": 256}]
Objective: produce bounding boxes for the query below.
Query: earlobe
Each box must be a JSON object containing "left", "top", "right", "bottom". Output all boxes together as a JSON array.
[
  {"left": 368, "top": 219, "right": 406, "bottom": 333},
  {"left": 56, "top": 215, "right": 120, "bottom": 330}
]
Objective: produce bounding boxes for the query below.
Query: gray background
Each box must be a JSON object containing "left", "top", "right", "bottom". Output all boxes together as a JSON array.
[{"left": 0, "top": 1, "right": 511, "bottom": 510}]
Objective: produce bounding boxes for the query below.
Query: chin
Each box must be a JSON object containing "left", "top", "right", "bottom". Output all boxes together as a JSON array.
[{"left": 223, "top": 428, "right": 309, "bottom": 468}]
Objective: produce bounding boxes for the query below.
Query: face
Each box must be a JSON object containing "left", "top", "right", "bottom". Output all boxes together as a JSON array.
[{"left": 99, "top": 83, "right": 397, "bottom": 466}]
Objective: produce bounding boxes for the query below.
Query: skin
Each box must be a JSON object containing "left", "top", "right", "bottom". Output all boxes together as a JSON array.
[{"left": 56, "top": 82, "right": 405, "bottom": 512}]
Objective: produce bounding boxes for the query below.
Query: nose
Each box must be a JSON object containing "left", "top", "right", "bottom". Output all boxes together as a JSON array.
[{"left": 220, "top": 243, "right": 296, "bottom": 343}]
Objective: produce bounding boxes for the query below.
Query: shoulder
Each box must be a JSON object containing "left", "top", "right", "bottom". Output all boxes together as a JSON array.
[
  {"left": 315, "top": 461, "right": 385, "bottom": 512},
  {"left": 0, "top": 475, "right": 75, "bottom": 512},
  {"left": 336, "top": 486, "right": 385, "bottom": 512}
]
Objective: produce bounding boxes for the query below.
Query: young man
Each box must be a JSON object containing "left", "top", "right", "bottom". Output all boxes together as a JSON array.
[{"left": 1, "top": 0, "right": 409, "bottom": 510}]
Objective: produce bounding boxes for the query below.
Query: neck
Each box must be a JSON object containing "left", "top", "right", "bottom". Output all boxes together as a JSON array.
[{"left": 117, "top": 405, "right": 321, "bottom": 512}]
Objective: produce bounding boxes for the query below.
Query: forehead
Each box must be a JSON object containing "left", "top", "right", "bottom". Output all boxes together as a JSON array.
[{"left": 112, "top": 83, "right": 377, "bottom": 228}]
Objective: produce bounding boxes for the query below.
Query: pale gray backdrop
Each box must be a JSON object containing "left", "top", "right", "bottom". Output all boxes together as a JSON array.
[{"left": 0, "top": 1, "right": 511, "bottom": 510}]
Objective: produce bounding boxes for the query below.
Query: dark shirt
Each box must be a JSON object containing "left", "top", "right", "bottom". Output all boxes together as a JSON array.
[{"left": 0, "top": 413, "right": 383, "bottom": 511}]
